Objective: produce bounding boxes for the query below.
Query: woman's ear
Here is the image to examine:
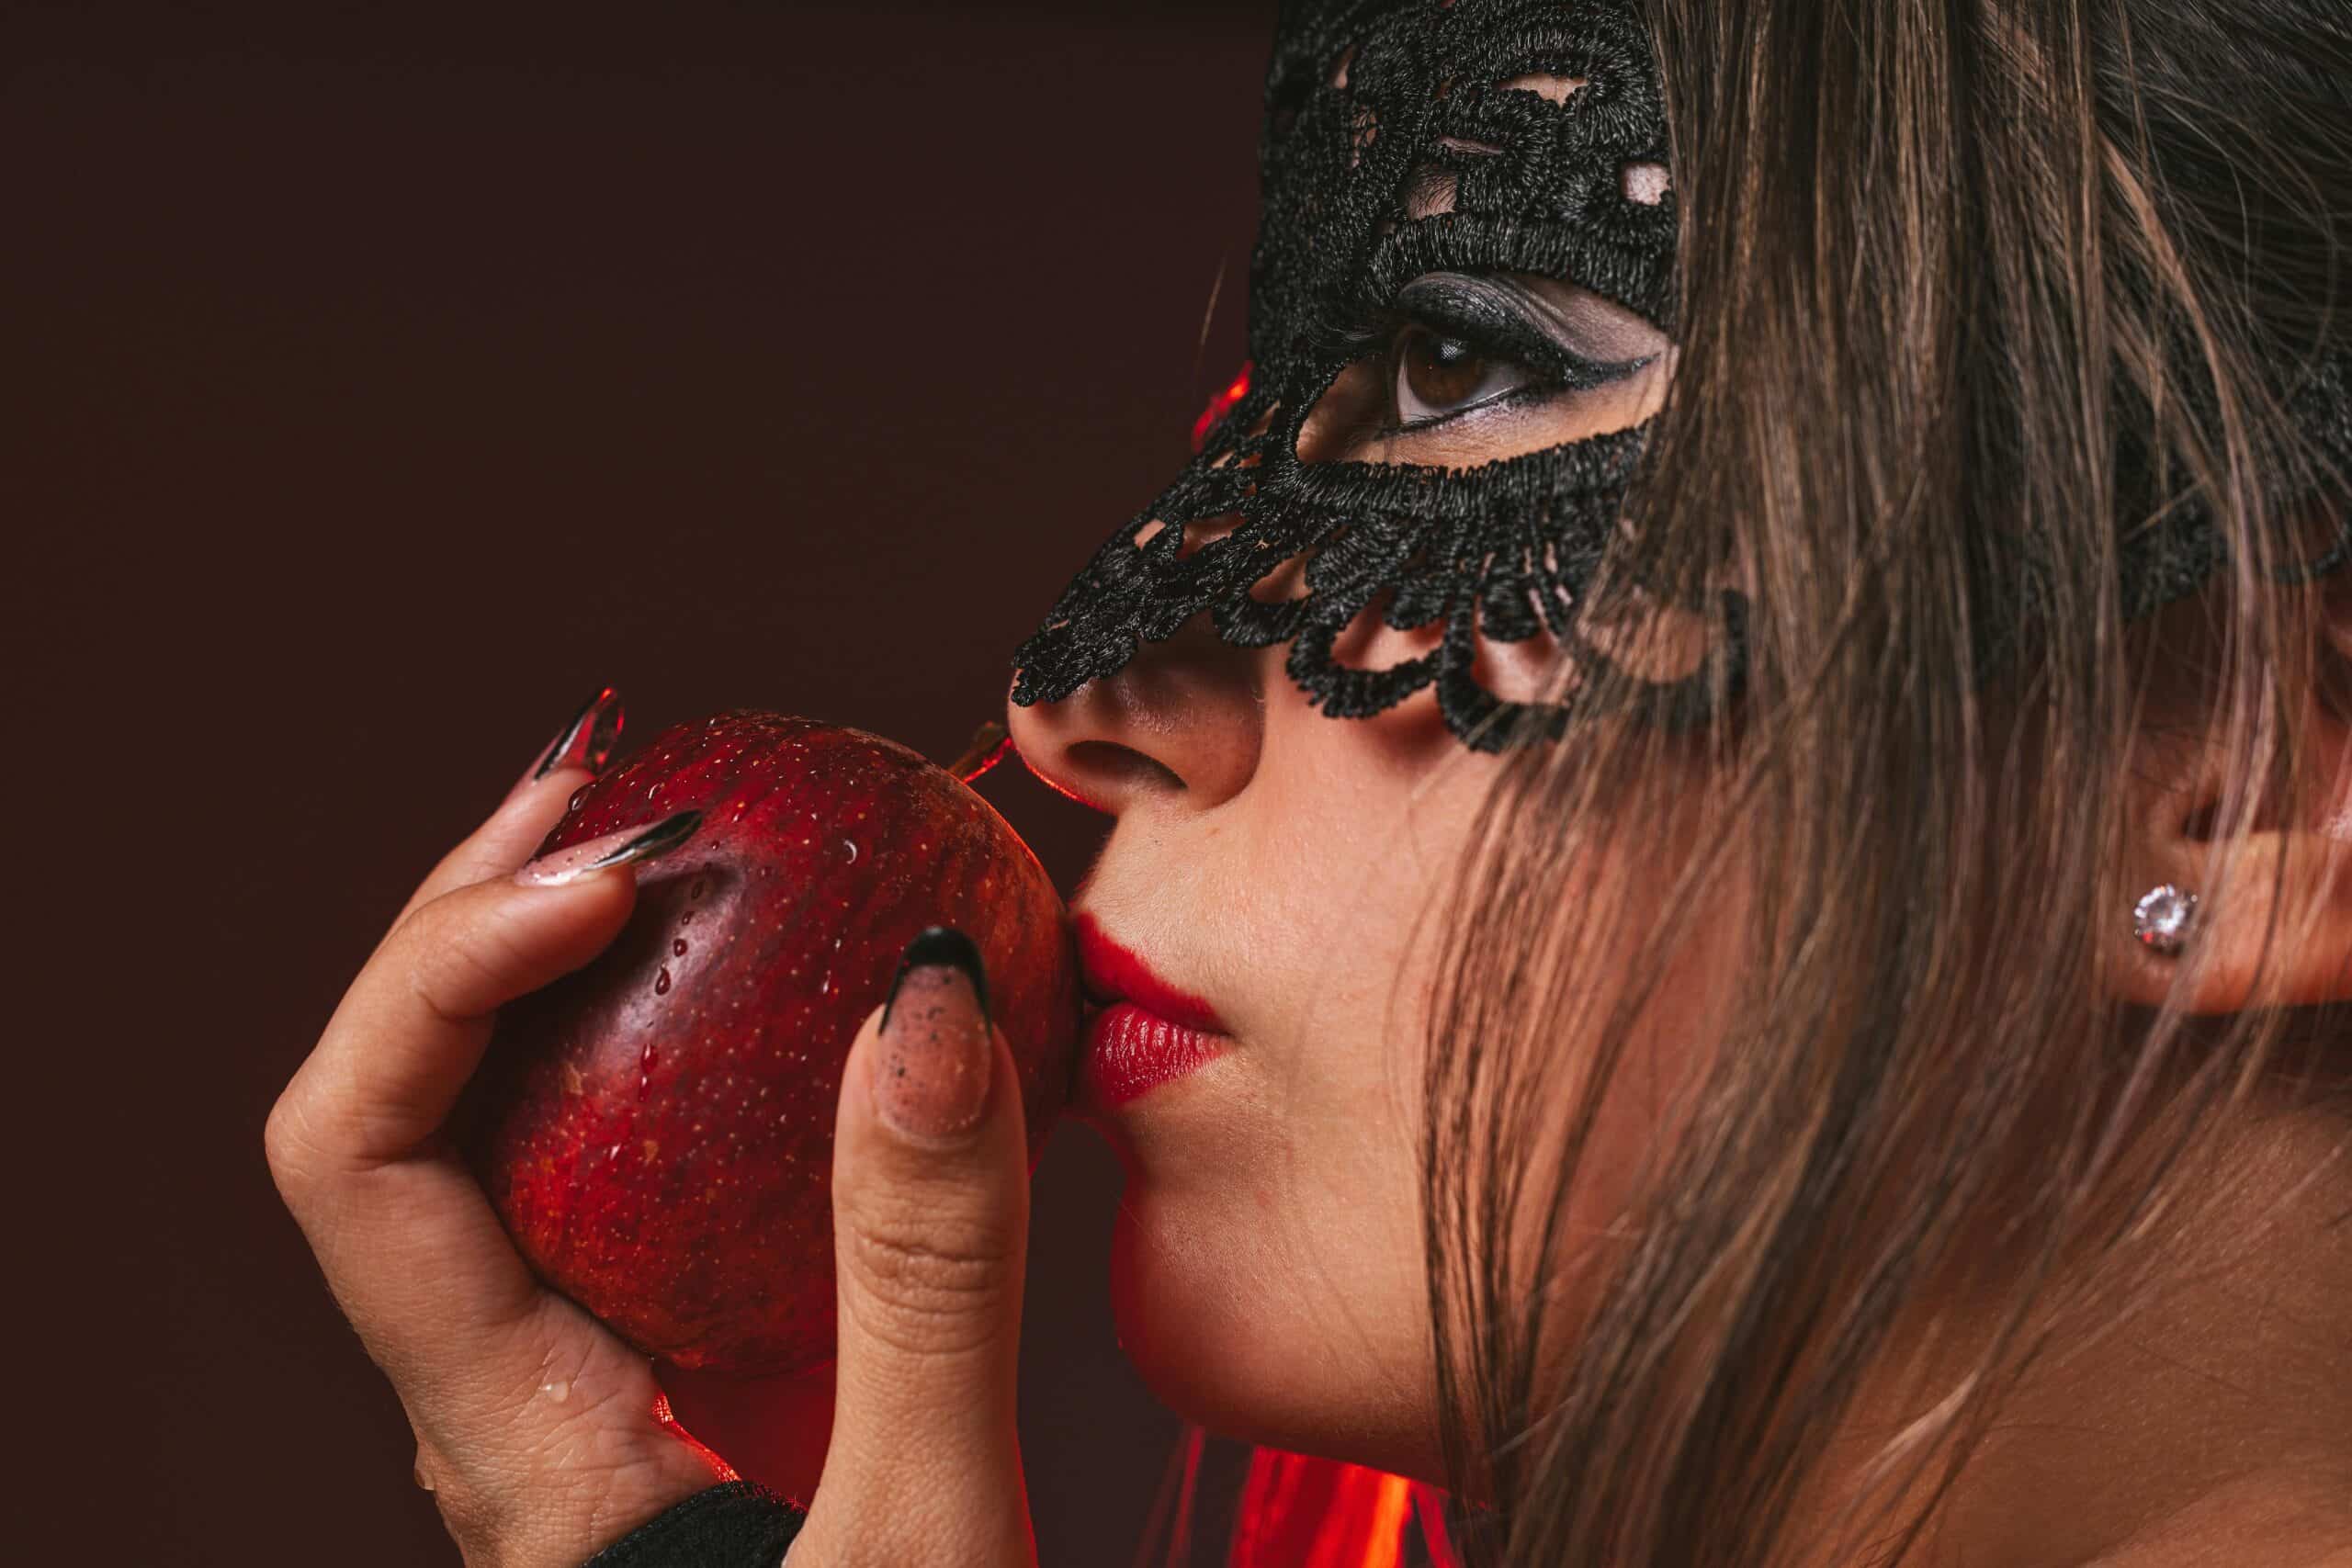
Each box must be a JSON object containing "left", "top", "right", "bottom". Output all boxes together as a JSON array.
[{"left": 2113, "top": 580, "right": 2352, "bottom": 1013}]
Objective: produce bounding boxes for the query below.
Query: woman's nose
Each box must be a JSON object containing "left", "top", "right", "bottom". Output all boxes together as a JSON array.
[{"left": 1003, "top": 613, "right": 1265, "bottom": 817}]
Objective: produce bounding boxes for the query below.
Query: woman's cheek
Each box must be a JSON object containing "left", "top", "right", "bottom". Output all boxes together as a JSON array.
[{"left": 1098, "top": 1063, "right": 1442, "bottom": 1477}]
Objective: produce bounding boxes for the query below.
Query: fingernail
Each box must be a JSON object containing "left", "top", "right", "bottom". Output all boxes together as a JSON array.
[
  {"left": 530, "top": 686, "right": 625, "bottom": 782},
  {"left": 874, "top": 927, "right": 992, "bottom": 1138},
  {"left": 514, "top": 809, "right": 701, "bottom": 887}
]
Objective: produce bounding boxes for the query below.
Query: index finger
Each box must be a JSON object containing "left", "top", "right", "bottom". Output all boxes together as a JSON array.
[
  {"left": 266, "top": 811, "right": 699, "bottom": 1390},
  {"left": 283, "top": 842, "right": 643, "bottom": 1181}
]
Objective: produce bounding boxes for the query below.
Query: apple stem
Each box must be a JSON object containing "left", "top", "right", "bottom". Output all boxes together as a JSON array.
[{"left": 948, "top": 721, "right": 1013, "bottom": 784}]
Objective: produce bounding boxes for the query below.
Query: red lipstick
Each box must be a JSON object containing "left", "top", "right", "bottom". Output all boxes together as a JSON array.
[{"left": 1075, "top": 914, "right": 1229, "bottom": 1110}]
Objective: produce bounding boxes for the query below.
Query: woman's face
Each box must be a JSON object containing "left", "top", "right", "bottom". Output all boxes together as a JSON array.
[{"left": 1001, "top": 208, "right": 1731, "bottom": 1479}]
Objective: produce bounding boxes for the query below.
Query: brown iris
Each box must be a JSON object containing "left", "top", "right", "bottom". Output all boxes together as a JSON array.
[{"left": 1396, "top": 326, "right": 1493, "bottom": 419}]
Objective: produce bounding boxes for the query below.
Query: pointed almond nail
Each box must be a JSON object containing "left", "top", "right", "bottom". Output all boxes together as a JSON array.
[
  {"left": 514, "top": 809, "right": 701, "bottom": 887},
  {"left": 529, "top": 686, "right": 626, "bottom": 784}
]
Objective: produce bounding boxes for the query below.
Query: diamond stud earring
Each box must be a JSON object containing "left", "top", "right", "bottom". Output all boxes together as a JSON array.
[{"left": 2132, "top": 884, "right": 2199, "bottom": 956}]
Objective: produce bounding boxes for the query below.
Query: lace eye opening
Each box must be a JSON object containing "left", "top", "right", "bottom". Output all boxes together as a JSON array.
[{"left": 1363, "top": 271, "right": 1660, "bottom": 439}]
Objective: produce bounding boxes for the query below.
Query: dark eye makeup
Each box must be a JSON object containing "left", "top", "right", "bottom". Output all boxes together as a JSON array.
[{"left": 1368, "top": 272, "right": 1659, "bottom": 436}]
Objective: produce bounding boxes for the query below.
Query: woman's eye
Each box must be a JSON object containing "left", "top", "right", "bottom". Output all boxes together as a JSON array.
[{"left": 1393, "top": 325, "right": 1537, "bottom": 427}]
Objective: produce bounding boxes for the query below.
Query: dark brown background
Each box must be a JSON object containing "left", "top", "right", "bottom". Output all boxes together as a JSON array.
[{"left": 6, "top": 2, "right": 1271, "bottom": 1561}]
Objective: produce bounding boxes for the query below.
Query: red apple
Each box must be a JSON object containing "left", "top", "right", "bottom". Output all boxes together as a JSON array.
[{"left": 458, "top": 711, "right": 1076, "bottom": 1377}]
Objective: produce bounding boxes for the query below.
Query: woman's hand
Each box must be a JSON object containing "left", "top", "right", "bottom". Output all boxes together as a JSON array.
[
  {"left": 266, "top": 700, "right": 731, "bottom": 1568},
  {"left": 270, "top": 694, "right": 1039, "bottom": 1566}
]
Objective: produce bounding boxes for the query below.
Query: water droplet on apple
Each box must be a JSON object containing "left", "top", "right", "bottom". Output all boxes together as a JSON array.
[
  {"left": 539, "top": 1379, "right": 572, "bottom": 1404},
  {"left": 673, "top": 938, "right": 688, "bottom": 957},
  {"left": 841, "top": 839, "right": 859, "bottom": 863},
  {"left": 690, "top": 879, "right": 707, "bottom": 900},
  {"left": 655, "top": 966, "right": 673, "bottom": 995},
  {"left": 568, "top": 784, "right": 590, "bottom": 812}
]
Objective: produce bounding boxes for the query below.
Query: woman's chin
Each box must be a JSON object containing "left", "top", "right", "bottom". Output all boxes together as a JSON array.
[{"left": 1104, "top": 1197, "right": 1444, "bottom": 1483}]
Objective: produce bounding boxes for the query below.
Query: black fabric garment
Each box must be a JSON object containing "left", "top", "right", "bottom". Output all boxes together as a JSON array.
[{"left": 581, "top": 1482, "right": 805, "bottom": 1567}]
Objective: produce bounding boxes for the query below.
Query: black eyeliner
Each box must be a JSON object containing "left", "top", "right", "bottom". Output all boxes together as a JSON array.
[{"left": 1392, "top": 273, "right": 1654, "bottom": 392}]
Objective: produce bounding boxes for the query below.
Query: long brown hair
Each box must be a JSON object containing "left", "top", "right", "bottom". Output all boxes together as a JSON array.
[{"left": 1421, "top": 2, "right": 2352, "bottom": 1563}]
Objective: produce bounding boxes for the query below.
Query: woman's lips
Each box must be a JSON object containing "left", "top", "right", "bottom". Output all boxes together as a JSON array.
[
  {"left": 1082, "top": 1003, "right": 1226, "bottom": 1111},
  {"left": 1075, "top": 914, "right": 1229, "bottom": 1110}
]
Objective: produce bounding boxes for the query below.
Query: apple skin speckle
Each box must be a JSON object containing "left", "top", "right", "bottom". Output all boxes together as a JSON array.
[{"left": 455, "top": 711, "right": 1078, "bottom": 1377}]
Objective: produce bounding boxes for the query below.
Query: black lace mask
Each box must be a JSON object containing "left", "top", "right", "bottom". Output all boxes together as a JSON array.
[{"left": 1007, "top": 0, "right": 2352, "bottom": 751}]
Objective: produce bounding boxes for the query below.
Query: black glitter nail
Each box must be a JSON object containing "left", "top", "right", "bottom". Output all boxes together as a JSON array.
[{"left": 882, "top": 926, "right": 990, "bottom": 1030}]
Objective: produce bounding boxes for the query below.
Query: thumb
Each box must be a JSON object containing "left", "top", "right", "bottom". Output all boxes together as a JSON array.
[{"left": 802, "top": 927, "right": 1034, "bottom": 1562}]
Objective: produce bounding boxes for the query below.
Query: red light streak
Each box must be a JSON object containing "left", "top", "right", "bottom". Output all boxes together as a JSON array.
[
  {"left": 1192, "top": 362, "right": 1255, "bottom": 453},
  {"left": 650, "top": 1391, "right": 741, "bottom": 1483}
]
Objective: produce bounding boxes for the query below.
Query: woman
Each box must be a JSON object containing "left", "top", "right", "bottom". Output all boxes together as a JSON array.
[{"left": 266, "top": 0, "right": 2352, "bottom": 1562}]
